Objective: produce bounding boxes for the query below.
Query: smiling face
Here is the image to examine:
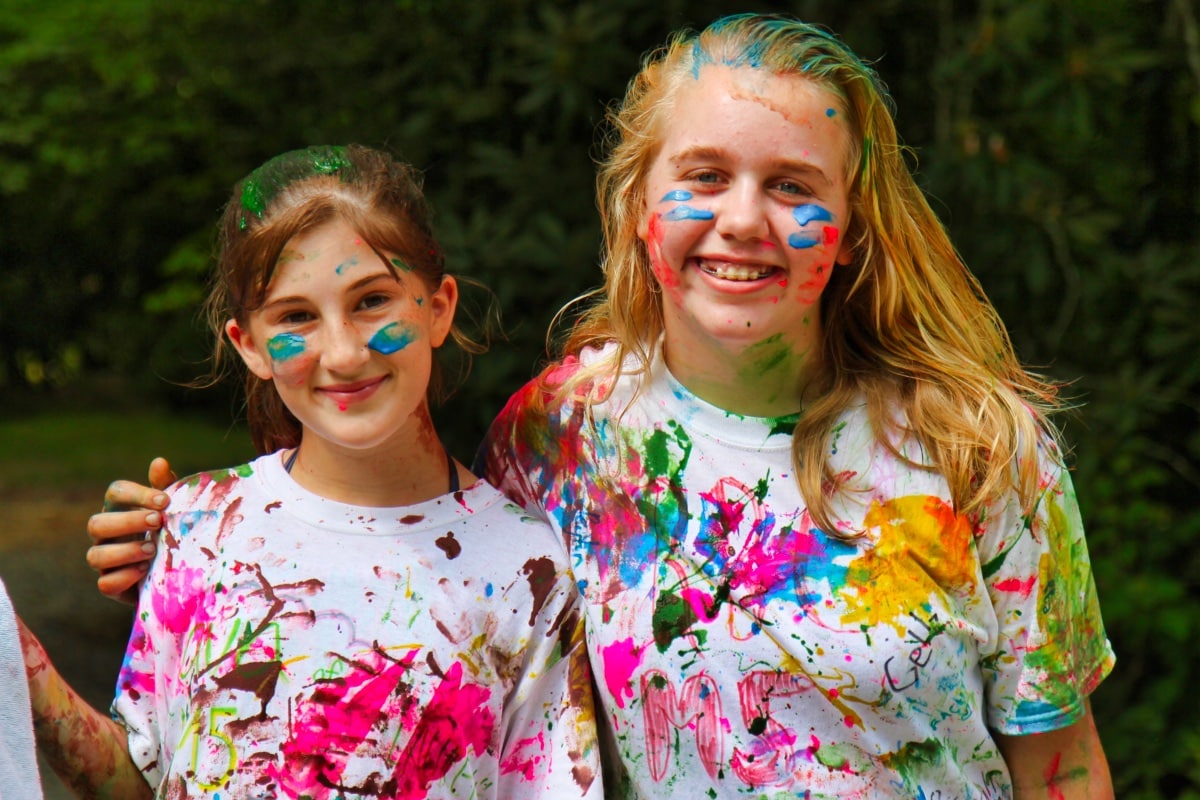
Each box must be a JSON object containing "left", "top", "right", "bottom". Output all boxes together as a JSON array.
[
  {"left": 638, "top": 64, "right": 853, "bottom": 394},
  {"left": 227, "top": 217, "right": 456, "bottom": 456}
]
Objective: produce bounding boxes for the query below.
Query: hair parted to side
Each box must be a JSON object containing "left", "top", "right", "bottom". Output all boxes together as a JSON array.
[
  {"left": 203, "top": 144, "right": 482, "bottom": 455},
  {"left": 560, "top": 13, "right": 1065, "bottom": 535}
]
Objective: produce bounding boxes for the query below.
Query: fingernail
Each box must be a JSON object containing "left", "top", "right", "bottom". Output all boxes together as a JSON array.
[
  {"left": 146, "top": 512, "right": 161, "bottom": 527},
  {"left": 141, "top": 541, "right": 156, "bottom": 555},
  {"left": 153, "top": 494, "right": 169, "bottom": 508}
]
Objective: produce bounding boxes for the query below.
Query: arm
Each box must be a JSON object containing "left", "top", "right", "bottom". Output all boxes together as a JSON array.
[
  {"left": 17, "top": 617, "right": 152, "bottom": 800},
  {"left": 995, "top": 699, "right": 1113, "bottom": 800},
  {"left": 85, "top": 457, "right": 174, "bottom": 603}
]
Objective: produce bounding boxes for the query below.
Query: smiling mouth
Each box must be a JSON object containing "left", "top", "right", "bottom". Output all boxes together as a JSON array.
[{"left": 695, "top": 259, "right": 777, "bottom": 281}]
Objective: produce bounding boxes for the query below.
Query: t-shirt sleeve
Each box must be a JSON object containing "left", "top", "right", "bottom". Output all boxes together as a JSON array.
[
  {"left": 976, "top": 442, "right": 1115, "bottom": 735},
  {"left": 495, "top": 557, "right": 603, "bottom": 799},
  {"left": 478, "top": 378, "right": 558, "bottom": 521},
  {"left": 110, "top": 481, "right": 207, "bottom": 788}
]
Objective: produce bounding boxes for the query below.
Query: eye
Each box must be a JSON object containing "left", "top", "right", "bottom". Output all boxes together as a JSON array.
[
  {"left": 278, "top": 309, "right": 313, "bottom": 325},
  {"left": 694, "top": 171, "right": 722, "bottom": 185},
  {"left": 774, "top": 180, "right": 811, "bottom": 197},
  {"left": 358, "top": 292, "right": 392, "bottom": 311}
]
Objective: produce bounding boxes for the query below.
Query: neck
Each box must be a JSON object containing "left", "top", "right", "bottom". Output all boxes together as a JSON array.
[
  {"left": 662, "top": 332, "right": 817, "bottom": 417},
  {"left": 286, "top": 414, "right": 464, "bottom": 507}
]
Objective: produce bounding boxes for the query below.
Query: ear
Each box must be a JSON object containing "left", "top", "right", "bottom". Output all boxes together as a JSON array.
[
  {"left": 225, "top": 319, "right": 274, "bottom": 380},
  {"left": 427, "top": 275, "right": 459, "bottom": 348}
]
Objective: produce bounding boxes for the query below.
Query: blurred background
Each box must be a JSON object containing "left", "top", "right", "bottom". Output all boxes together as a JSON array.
[{"left": 0, "top": 0, "right": 1196, "bottom": 797}]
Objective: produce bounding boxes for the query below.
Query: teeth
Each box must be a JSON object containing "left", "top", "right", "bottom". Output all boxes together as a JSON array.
[{"left": 698, "top": 260, "right": 774, "bottom": 281}]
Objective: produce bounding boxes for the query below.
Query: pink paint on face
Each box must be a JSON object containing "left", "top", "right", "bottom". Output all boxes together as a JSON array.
[{"left": 601, "top": 637, "right": 646, "bottom": 709}]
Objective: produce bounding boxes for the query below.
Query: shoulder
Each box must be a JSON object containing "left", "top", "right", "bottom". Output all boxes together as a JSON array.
[{"left": 165, "top": 456, "right": 268, "bottom": 508}]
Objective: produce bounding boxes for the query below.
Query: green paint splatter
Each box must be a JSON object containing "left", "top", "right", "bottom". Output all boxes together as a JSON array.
[
  {"left": 652, "top": 589, "right": 701, "bottom": 652},
  {"left": 238, "top": 145, "right": 352, "bottom": 229}
]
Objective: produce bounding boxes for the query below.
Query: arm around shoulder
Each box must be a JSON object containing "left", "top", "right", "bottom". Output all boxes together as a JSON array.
[{"left": 994, "top": 699, "right": 1113, "bottom": 800}]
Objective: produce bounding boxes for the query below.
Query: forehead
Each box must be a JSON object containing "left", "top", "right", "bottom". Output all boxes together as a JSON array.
[
  {"left": 657, "top": 64, "right": 850, "bottom": 172},
  {"left": 265, "top": 219, "right": 394, "bottom": 290}
]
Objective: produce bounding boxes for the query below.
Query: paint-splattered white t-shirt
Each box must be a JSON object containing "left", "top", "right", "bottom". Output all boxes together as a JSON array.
[
  {"left": 112, "top": 452, "right": 601, "bottom": 800},
  {"left": 481, "top": 343, "right": 1114, "bottom": 800}
]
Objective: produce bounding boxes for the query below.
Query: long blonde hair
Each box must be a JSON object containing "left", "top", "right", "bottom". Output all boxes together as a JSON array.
[{"left": 558, "top": 14, "right": 1063, "bottom": 534}]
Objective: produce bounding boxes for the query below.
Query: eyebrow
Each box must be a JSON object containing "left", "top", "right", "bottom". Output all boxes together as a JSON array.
[
  {"left": 669, "top": 145, "right": 835, "bottom": 186},
  {"left": 261, "top": 271, "right": 399, "bottom": 309}
]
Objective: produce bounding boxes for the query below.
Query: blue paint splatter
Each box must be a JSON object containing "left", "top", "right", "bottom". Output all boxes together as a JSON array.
[
  {"left": 789, "top": 204, "right": 834, "bottom": 249},
  {"left": 793, "top": 204, "right": 834, "bottom": 226},
  {"left": 367, "top": 322, "right": 416, "bottom": 354},
  {"left": 267, "top": 333, "right": 306, "bottom": 362},
  {"left": 788, "top": 232, "right": 821, "bottom": 249},
  {"left": 335, "top": 256, "right": 359, "bottom": 275},
  {"left": 661, "top": 190, "right": 693, "bottom": 202},
  {"left": 663, "top": 206, "right": 715, "bottom": 222},
  {"left": 826, "top": 107, "right": 837, "bottom": 118}
]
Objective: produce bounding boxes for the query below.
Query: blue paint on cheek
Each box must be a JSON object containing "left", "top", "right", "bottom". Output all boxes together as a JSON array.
[
  {"left": 789, "top": 232, "right": 822, "bottom": 249},
  {"left": 789, "top": 204, "right": 834, "bottom": 249},
  {"left": 661, "top": 190, "right": 693, "bottom": 202},
  {"left": 663, "top": 205, "right": 715, "bottom": 222},
  {"left": 367, "top": 322, "right": 416, "bottom": 354},
  {"left": 793, "top": 204, "right": 834, "bottom": 226},
  {"left": 267, "top": 333, "right": 306, "bottom": 362}
]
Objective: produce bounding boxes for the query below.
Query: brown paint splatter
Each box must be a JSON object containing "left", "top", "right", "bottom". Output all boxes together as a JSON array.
[
  {"left": 521, "top": 556, "right": 557, "bottom": 626},
  {"left": 435, "top": 531, "right": 461, "bottom": 559}
]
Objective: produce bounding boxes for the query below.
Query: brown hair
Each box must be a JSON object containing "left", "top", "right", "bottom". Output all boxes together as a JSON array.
[{"left": 203, "top": 144, "right": 477, "bottom": 454}]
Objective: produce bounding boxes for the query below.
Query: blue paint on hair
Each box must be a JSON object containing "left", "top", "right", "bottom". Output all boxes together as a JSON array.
[
  {"left": 267, "top": 333, "right": 306, "bottom": 362},
  {"left": 367, "top": 322, "right": 416, "bottom": 354}
]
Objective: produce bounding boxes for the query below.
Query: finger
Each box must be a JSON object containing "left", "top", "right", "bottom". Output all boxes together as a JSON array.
[
  {"left": 147, "top": 457, "right": 176, "bottom": 491},
  {"left": 101, "top": 480, "right": 169, "bottom": 513},
  {"left": 95, "top": 565, "right": 148, "bottom": 605},
  {"left": 85, "top": 539, "right": 156, "bottom": 575},
  {"left": 87, "top": 509, "right": 163, "bottom": 546}
]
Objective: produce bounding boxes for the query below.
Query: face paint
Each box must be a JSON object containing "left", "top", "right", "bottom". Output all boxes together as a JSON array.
[
  {"left": 788, "top": 204, "right": 835, "bottom": 249},
  {"left": 334, "top": 255, "right": 359, "bottom": 275},
  {"left": 390, "top": 257, "right": 412, "bottom": 272},
  {"left": 660, "top": 190, "right": 715, "bottom": 222},
  {"left": 267, "top": 333, "right": 306, "bottom": 362},
  {"left": 368, "top": 322, "right": 416, "bottom": 355}
]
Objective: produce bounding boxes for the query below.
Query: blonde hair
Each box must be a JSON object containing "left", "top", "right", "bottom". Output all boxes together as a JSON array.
[
  {"left": 204, "top": 144, "right": 481, "bottom": 455},
  {"left": 557, "top": 14, "right": 1064, "bottom": 534}
]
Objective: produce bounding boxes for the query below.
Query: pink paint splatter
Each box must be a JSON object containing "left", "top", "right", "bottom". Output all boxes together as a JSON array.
[
  {"left": 601, "top": 637, "right": 645, "bottom": 709},
  {"left": 993, "top": 575, "right": 1037, "bottom": 598},
  {"left": 500, "top": 732, "right": 547, "bottom": 780}
]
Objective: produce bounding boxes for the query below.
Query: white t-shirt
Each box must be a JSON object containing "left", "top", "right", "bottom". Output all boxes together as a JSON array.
[
  {"left": 481, "top": 343, "right": 1114, "bottom": 799},
  {"left": 113, "top": 451, "right": 601, "bottom": 799}
]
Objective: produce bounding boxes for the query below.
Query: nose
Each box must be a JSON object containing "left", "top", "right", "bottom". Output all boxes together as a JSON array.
[
  {"left": 714, "top": 181, "right": 769, "bottom": 242},
  {"left": 319, "top": 319, "right": 371, "bottom": 374}
]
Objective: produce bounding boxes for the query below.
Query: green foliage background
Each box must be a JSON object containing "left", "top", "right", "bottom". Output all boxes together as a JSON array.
[{"left": 1, "top": 1, "right": 1196, "bottom": 796}]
